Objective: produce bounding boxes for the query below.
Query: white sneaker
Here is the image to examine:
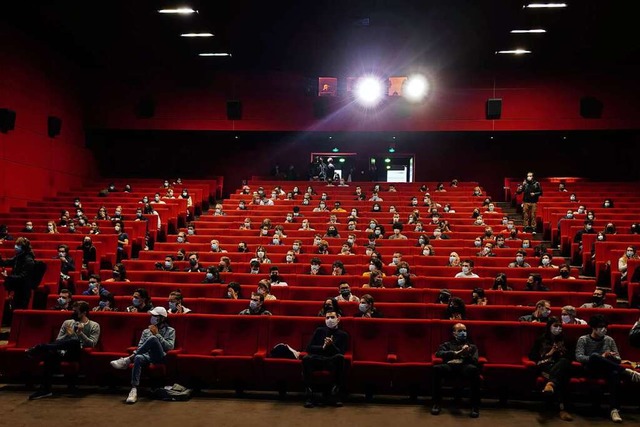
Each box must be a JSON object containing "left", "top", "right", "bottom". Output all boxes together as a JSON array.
[
  {"left": 110, "top": 356, "right": 130, "bottom": 370},
  {"left": 610, "top": 409, "right": 622, "bottom": 423},
  {"left": 126, "top": 387, "right": 138, "bottom": 404},
  {"left": 625, "top": 368, "right": 640, "bottom": 383}
]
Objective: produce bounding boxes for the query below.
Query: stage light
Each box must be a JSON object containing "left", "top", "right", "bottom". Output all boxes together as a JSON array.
[
  {"left": 496, "top": 49, "right": 532, "bottom": 55},
  {"left": 158, "top": 8, "right": 196, "bottom": 14},
  {"left": 386, "top": 165, "right": 391, "bottom": 170},
  {"left": 199, "top": 53, "right": 232, "bottom": 57},
  {"left": 524, "top": 3, "right": 567, "bottom": 8},
  {"left": 354, "top": 76, "right": 385, "bottom": 108},
  {"left": 388, "top": 147, "right": 395, "bottom": 153},
  {"left": 370, "top": 158, "right": 376, "bottom": 164},
  {"left": 332, "top": 147, "right": 339, "bottom": 153},
  {"left": 181, "top": 33, "right": 213, "bottom": 37},
  {"left": 384, "top": 158, "right": 391, "bottom": 163},
  {"left": 338, "top": 158, "right": 346, "bottom": 163},
  {"left": 510, "top": 29, "right": 546, "bottom": 33},
  {"left": 403, "top": 74, "right": 429, "bottom": 103}
]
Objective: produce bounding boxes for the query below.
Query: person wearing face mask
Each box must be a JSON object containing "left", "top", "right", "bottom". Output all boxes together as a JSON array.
[
  {"left": 354, "top": 294, "right": 382, "bottom": 318},
  {"left": 336, "top": 282, "right": 359, "bottom": 302},
  {"left": 580, "top": 288, "right": 613, "bottom": 309},
  {"left": 455, "top": 260, "right": 480, "bottom": 279},
  {"left": 552, "top": 264, "right": 575, "bottom": 280},
  {"left": 363, "top": 258, "right": 385, "bottom": 278},
  {"left": 617, "top": 245, "right": 638, "bottom": 281},
  {"left": 184, "top": 252, "right": 207, "bottom": 272},
  {"left": 178, "top": 188, "right": 193, "bottom": 208},
  {"left": 150, "top": 192, "right": 166, "bottom": 205},
  {"left": 302, "top": 309, "right": 348, "bottom": 408},
  {"left": 256, "top": 279, "right": 277, "bottom": 300},
  {"left": 93, "top": 292, "right": 118, "bottom": 312},
  {"left": 422, "top": 244, "right": 436, "bottom": 257},
  {"left": 387, "top": 223, "right": 408, "bottom": 240},
  {"left": 167, "top": 290, "right": 191, "bottom": 314},
  {"left": 114, "top": 221, "right": 129, "bottom": 261},
  {"left": 431, "top": 323, "right": 480, "bottom": 418},
  {"left": 527, "top": 317, "right": 574, "bottom": 421},
  {"left": 251, "top": 246, "right": 271, "bottom": 265},
  {"left": 538, "top": 254, "right": 557, "bottom": 269},
  {"left": 125, "top": 288, "right": 153, "bottom": 312},
  {"left": 516, "top": 171, "right": 543, "bottom": 234},
  {"left": 207, "top": 239, "right": 227, "bottom": 253},
  {"left": 110, "top": 307, "right": 175, "bottom": 404},
  {"left": 560, "top": 305, "right": 586, "bottom": 325},
  {"left": 447, "top": 252, "right": 461, "bottom": 268},
  {"left": 508, "top": 250, "right": 531, "bottom": 268},
  {"left": 525, "top": 273, "right": 548, "bottom": 291},
  {"left": 0, "top": 224, "right": 13, "bottom": 242},
  {"left": 239, "top": 292, "right": 273, "bottom": 315},
  {"left": 444, "top": 297, "right": 467, "bottom": 320},
  {"left": 573, "top": 220, "right": 595, "bottom": 244},
  {"left": 363, "top": 270, "right": 385, "bottom": 289},
  {"left": 396, "top": 273, "right": 413, "bottom": 289},
  {"left": 477, "top": 243, "right": 496, "bottom": 258},
  {"left": 52, "top": 289, "right": 74, "bottom": 310},
  {"left": 225, "top": 282, "right": 242, "bottom": 299},
  {"left": 519, "top": 300, "right": 551, "bottom": 322},
  {"left": 20, "top": 221, "right": 34, "bottom": 234},
  {"left": 268, "top": 266, "right": 288, "bottom": 286},
  {"left": 304, "top": 257, "right": 323, "bottom": 275},
  {"left": 202, "top": 266, "right": 222, "bottom": 284},
  {"left": 26, "top": 301, "right": 100, "bottom": 400},
  {"left": 77, "top": 236, "right": 97, "bottom": 269},
  {"left": 133, "top": 207, "right": 148, "bottom": 223},
  {"left": 82, "top": 274, "right": 109, "bottom": 297},
  {"left": 156, "top": 255, "right": 178, "bottom": 271},
  {"left": 324, "top": 226, "right": 340, "bottom": 239},
  {"left": 55, "top": 244, "right": 76, "bottom": 293},
  {"left": 576, "top": 315, "right": 640, "bottom": 423},
  {"left": 1, "top": 237, "right": 38, "bottom": 311}
]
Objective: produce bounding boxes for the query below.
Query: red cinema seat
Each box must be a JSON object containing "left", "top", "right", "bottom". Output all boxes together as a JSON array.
[
  {"left": 388, "top": 319, "right": 434, "bottom": 398},
  {"left": 349, "top": 318, "right": 394, "bottom": 397}
]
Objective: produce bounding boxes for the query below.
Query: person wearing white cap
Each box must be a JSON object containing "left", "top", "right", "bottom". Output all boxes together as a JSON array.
[{"left": 110, "top": 306, "right": 175, "bottom": 404}]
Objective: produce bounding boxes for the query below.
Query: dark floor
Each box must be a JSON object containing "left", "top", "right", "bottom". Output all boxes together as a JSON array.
[{"left": 0, "top": 386, "right": 637, "bottom": 427}]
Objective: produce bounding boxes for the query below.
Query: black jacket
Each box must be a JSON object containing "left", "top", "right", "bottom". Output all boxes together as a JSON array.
[
  {"left": 435, "top": 339, "right": 479, "bottom": 365},
  {"left": 518, "top": 180, "right": 543, "bottom": 203},
  {"left": 306, "top": 326, "right": 349, "bottom": 357},
  {"left": 0, "top": 251, "right": 36, "bottom": 291}
]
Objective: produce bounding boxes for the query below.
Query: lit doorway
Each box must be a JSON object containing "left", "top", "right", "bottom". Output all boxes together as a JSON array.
[{"left": 369, "top": 155, "right": 415, "bottom": 183}]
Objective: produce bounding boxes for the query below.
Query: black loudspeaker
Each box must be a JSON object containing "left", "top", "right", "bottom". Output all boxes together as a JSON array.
[
  {"left": 0, "top": 108, "right": 16, "bottom": 133},
  {"left": 486, "top": 98, "right": 502, "bottom": 120},
  {"left": 136, "top": 96, "right": 156, "bottom": 119},
  {"left": 227, "top": 100, "right": 242, "bottom": 120},
  {"left": 47, "top": 116, "right": 62, "bottom": 138},
  {"left": 580, "top": 96, "right": 603, "bottom": 119}
]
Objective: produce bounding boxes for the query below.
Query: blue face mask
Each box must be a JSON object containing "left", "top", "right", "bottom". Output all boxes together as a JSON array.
[
  {"left": 249, "top": 300, "right": 260, "bottom": 310},
  {"left": 14, "top": 245, "right": 23, "bottom": 254},
  {"left": 99, "top": 301, "right": 108, "bottom": 308},
  {"left": 132, "top": 297, "right": 141, "bottom": 307},
  {"left": 57, "top": 297, "right": 67, "bottom": 306},
  {"left": 168, "top": 302, "right": 177, "bottom": 311},
  {"left": 205, "top": 273, "right": 214, "bottom": 281},
  {"left": 150, "top": 316, "right": 159, "bottom": 326},
  {"left": 456, "top": 331, "right": 467, "bottom": 341},
  {"left": 88, "top": 282, "right": 97, "bottom": 289}
]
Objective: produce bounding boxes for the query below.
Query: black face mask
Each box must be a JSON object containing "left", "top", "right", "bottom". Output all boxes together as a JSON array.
[
  {"left": 177, "top": 255, "right": 185, "bottom": 261},
  {"left": 189, "top": 259, "right": 197, "bottom": 266},
  {"left": 560, "top": 271, "right": 570, "bottom": 278},
  {"left": 71, "top": 311, "right": 80, "bottom": 321},
  {"left": 592, "top": 296, "right": 604, "bottom": 305},
  {"left": 340, "top": 289, "right": 350, "bottom": 298}
]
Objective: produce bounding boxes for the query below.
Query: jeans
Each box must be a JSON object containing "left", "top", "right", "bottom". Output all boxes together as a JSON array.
[
  {"left": 584, "top": 354, "right": 623, "bottom": 410},
  {"left": 432, "top": 363, "right": 481, "bottom": 406},
  {"left": 131, "top": 335, "right": 166, "bottom": 386},
  {"left": 539, "top": 358, "right": 571, "bottom": 405}
]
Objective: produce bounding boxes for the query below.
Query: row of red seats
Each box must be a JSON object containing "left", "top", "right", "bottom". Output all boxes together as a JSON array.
[{"left": 3, "top": 310, "right": 638, "bottom": 398}]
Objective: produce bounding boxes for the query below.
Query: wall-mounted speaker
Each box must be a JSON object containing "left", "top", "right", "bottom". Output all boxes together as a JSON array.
[
  {"left": 47, "top": 116, "right": 62, "bottom": 138},
  {"left": 0, "top": 109, "right": 16, "bottom": 133},
  {"left": 486, "top": 98, "right": 502, "bottom": 120},
  {"left": 580, "top": 96, "right": 603, "bottom": 119},
  {"left": 227, "top": 100, "right": 242, "bottom": 120}
]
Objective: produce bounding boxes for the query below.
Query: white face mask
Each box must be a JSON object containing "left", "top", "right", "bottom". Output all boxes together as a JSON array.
[
  {"left": 462, "top": 266, "right": 470, "bottom": 274},
  {"left": 286, "top": 255, "right": 293, "bottom": 262},
  {"left": 369, "top": 264, "right": 376, "bottom": 272},
  {"left": 257, "top": 251, "right": 265, "bottom": 258},
  {"left": 325, "top": 318, "right": 339, "bottom": 329},
  {"left": 561, "top": 315, "right": 572, "bottom": 324},
  {"left": 516, "top": 256, "right": 524, "bottom": 263},
  {"left": 542, "top": 258, "right": 550, "bottom": 265}
]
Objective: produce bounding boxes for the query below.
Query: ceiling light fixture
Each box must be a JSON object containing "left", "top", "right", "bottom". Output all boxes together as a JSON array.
[
  {"left": 496, "top": 49, "right": 532, "bottom": 55},
  {"left": 524, "top": 3, "right": 567, "bottom": 8},
  {"left": 158, "top": 8, "right": 197, "bottom": 14},
  {"left": 199, "top": 53, "right": 232, "bottom": 57},
  {"left": 181, "top": 33, "right": 214, "bottom": 37},
  {"left": 510, "top": 29, "right": 546, "bottom": 33}
]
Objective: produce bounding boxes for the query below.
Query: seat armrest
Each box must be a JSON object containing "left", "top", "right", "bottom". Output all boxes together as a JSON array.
[
  {"left": 211, "top": 349, "right": 224, "bottom": 356},
  {"left": 387, "top": 353, "right": 398, "bottom": 363}
]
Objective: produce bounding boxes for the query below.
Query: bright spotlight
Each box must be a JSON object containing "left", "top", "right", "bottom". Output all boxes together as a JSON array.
[
  {"left": 355, "top": 76, "right": 384, "bottom": 108},
  {"left": 404, "top": 74, "right": 429, "bottom": 102}
]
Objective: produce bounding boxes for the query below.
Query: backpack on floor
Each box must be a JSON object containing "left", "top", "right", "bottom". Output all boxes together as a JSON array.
[{"left": 152, "top": 383, "right": 192, "bottom": 401}]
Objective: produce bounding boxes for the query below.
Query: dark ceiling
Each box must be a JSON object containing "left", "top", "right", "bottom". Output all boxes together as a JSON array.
[{"left": 2, "top": 0, "right": 637, "bottom": 79}]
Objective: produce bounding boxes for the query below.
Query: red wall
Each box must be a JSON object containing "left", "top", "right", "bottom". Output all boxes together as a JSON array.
[
  {"left": 85, "top": 70, "right": 640, "bottom": 132},
  {"left": 0, "top": 25, "right": 95, "bottom": 212}
]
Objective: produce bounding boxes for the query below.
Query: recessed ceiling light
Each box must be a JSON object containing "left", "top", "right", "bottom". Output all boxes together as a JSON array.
[
  {"left": 181, "top": 33, "right": 214, "bottom": 37},
  {"left": 510, "top": 29, "right": 546, "bottom": 33},
  {"left": 524, "top": 3, "right": 567, "bottom": 8},
  {"left": 199, "top": 53, "right": 232, "bottom": 57},
  {"left": 158, "top": 8, "right": 197, "bottom": 14},
  {"left": 496, "top": 49, "right": 532, "bottom": 54}
]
